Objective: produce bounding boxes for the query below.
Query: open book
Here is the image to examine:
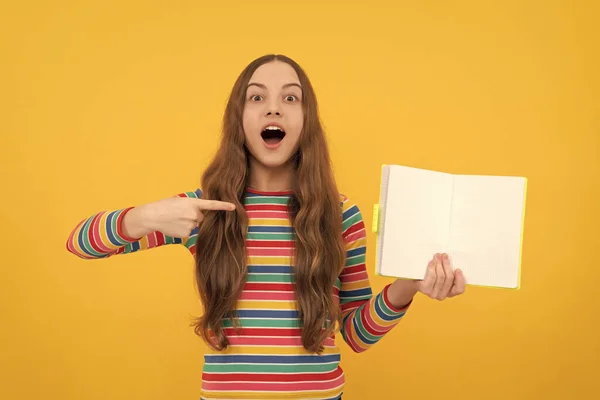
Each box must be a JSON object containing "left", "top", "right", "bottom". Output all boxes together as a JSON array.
[{"left": 372, "top": 165, "right": 527, "bottom": 289}]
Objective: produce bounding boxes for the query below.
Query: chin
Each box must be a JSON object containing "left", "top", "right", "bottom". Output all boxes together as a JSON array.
[
  {"left": 258, "top": 155, "right": 294, "bottom": 169},
  {"left": 251, "top": 151, "right": 295, "bottom": 169}
]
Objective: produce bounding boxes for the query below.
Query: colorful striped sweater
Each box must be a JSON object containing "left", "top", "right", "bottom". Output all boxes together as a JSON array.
[{"left": 66, "top": 187, "right": 410, "bottom": 399}]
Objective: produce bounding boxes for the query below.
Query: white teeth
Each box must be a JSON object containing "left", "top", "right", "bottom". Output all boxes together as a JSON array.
[{"left": 264, "top": 126, "right": 283, "bottom": 131}]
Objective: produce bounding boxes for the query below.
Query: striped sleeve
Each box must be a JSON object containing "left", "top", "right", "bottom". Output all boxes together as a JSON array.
[
  {"left": 65, "top": 189, "right": 202, "bottom": 259},
  {"left": 338, "top": 195, "right": 410, "bottom": 353}
]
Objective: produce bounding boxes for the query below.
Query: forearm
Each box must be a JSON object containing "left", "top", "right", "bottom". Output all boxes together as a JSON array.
[
  {"left": 65, "top": 207, "right": 140, "bottom": 259},
  {"left": 340, "top": 284, "right": 411, "bottom": 352}
]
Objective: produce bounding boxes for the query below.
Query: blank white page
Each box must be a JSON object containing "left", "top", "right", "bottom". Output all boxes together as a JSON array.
[
  {"left": 379, "top": 165, "right": 454, "bottom": 279},
  {"left": 448, "top": 174, "right": 526, "bottom": 288}
]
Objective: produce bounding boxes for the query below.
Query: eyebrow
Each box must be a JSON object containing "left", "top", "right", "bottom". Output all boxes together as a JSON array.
[{"left": 247, "top": 82, "right": 302, "bottom": 91}]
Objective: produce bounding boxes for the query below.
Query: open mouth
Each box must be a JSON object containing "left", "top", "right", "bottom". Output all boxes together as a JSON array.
[{"left": 261, "top": 126, "right": 286, "bottom": 145}]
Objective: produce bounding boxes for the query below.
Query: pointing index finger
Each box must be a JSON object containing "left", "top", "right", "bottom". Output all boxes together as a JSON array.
[{"left": 195, "top": 199, "right": 236, "bottom": 211}]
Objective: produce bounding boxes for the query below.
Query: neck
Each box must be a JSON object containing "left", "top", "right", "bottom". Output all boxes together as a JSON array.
[{"left": 248, "top": 157, "right": 295, "bottom": 192}]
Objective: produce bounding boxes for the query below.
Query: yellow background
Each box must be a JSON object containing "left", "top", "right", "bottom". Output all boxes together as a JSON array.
[{"left": 2, "top": 1, "right": 599, "bottom": 399}]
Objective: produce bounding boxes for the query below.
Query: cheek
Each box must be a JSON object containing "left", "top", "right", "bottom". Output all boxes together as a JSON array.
[
  {"left": 242, "top": 111, "right": 256, "bottom": 138},
  {"left": 290, "top": 110, "right": 304, "bottom": 135}
]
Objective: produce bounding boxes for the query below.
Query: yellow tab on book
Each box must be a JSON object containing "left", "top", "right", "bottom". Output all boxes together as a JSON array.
[{"left": 372, "top": 204, "right": 380, "bottom": 233}]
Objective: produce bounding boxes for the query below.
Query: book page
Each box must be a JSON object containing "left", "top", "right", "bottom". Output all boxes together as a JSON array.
[
  {"left": 448, "top": 175, "right": 526, "bottom": 288},
  {"left": 379, "top": 165, "right": 454, "bottom": 280}
]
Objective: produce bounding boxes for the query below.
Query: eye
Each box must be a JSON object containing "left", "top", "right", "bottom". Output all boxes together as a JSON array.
[
  {"left": 285, "top": 94, "right": 299, "bottom": 102},
  {"left": 249, "top": 94, "right": 263, "bottom": 101}
]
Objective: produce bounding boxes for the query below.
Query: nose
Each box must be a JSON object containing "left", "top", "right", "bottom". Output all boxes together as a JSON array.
[{"left": 265, "top": 100, "right": 282, "bottom": 116}]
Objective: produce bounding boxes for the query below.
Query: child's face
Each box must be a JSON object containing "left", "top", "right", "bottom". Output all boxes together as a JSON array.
[{"left": 242, "top": 61, "right": 304, "bottom": 169}]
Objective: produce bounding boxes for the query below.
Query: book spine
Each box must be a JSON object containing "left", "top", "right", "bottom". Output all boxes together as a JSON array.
[{"left": 375, "top": 165, "right": 391, "bottom": 276}]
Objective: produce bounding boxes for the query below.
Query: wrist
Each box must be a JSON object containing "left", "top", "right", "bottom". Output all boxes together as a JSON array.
[
  {"left": 122, "top": 205, "right": 152, "bottom": 239},
  {"left": 387, "top": 279, "right": 418, "bottom": 309}
]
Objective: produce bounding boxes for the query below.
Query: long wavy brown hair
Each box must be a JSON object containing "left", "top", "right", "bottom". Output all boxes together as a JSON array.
[{"left": 193, "top": 54, "right": 346, "bottom": 354}]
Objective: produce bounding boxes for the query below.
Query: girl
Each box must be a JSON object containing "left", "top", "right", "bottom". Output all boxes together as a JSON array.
[{"left": 66, "top": 54, "right": 466, "bottom": 400}]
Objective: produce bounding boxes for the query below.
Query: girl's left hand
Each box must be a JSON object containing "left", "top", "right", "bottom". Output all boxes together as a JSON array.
[{"left": 416, "top": 253, "right": 466, "bottom": 300}]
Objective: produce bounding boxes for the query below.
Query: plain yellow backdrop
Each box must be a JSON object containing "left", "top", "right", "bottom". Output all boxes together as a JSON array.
[{"left": 2, "top": 1, "right": 599, "bottom": 399}]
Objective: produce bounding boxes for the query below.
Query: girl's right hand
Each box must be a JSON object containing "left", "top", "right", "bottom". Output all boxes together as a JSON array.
[{"left": 122, "top": 196, "right": 236, "bottom": 239}]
